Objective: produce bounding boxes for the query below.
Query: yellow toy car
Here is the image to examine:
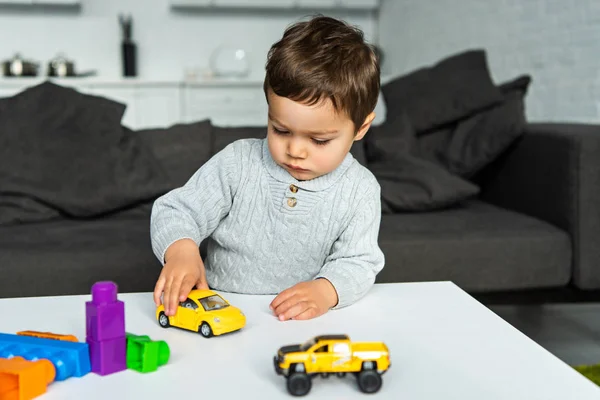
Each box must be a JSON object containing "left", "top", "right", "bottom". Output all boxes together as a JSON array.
[
  {"left": 274, "top": 334, "right": 390, "bottom": 396},
  {"left": 156, "top": 289, "right": 245, "bottom": 338}
]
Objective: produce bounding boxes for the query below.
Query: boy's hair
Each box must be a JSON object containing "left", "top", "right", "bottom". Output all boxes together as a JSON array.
[{"left": 264, "top": 15, "right": 380, "bottom": 132}]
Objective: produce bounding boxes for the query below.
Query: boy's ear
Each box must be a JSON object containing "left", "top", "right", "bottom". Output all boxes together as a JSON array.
[{"left": 354, "top": 111, "right": 376, "bottom": 141}]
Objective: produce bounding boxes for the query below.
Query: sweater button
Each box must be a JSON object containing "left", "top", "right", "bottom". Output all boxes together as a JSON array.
[
  {"left": 287, "top": 197, "right": 297, "bottom": 207},
  {"left": 289, "top": 184, "right": 298, "bottom": 193}
]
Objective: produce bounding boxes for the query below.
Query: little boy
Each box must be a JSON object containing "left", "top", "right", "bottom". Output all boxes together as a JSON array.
[{"left": 150, "top": 15, "right": 385, "bottom": 321}]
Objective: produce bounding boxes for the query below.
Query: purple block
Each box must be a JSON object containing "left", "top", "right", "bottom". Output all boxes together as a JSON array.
[
  {"left": 88, "top": 336, "right": 127, "bottom": 375},
  {"left": 86, "top": 281, "right": 126, "bottom": 342}
]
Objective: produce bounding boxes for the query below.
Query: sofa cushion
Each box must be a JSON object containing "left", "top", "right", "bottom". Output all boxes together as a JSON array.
[
  {"left": 439, "top": 75, "right": 531, "bottom": 178},
  {"left": 0, "top": 216, "right": 160, "bottom": 298},
  {"left": 364, "top": 112, "right": 480, "bottom": 212},
  {"left": 134, "top": 119, "right": 213, "bottom": 189},
  {"left": 381, "top": 49, "right": 503, "bottom": 133},
  {"left": 0, "top": 82, "right": 171, "bottom": 226},
  {"left": 375, "top": 200, "right": 572, "bottom": 291}
]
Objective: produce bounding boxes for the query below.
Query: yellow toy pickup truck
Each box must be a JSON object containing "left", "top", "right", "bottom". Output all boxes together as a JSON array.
[{"left": 273, "top": 334, "right": 391, "bottom": 396}]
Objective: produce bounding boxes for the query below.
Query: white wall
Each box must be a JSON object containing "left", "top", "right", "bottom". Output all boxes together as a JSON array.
[
  {"left": 0, "top": 0, "right": 377, "bottom": 81},
  {"left": 377, "top": 0, "right": 600, "bottom": 123}
]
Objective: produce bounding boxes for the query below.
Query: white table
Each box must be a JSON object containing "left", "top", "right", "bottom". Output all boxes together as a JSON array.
[{"left": 1, "top": 281, "right": 599, "bottom": 399}]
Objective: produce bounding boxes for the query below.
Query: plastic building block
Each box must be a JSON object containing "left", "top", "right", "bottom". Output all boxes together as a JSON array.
[
  {"left": 0, "top": 333, "right": 90, "bottom": 381},
  {"left": 0, "top": 356, "right": 55, "bottom": 400},
  {"left": 85, "top": 281, "right": 127, "bottom": 375},
  {"left": 17, "top": 331, "right": 78, "bottom": 342},
  {"left": 86, "top": 281, "right": 126, "bottom": 342},
  {"left": 125, "top": 333, "right": 170, "bottom": 373},
  {"left": 87, "top": 336, "right": 127, "bottom": 376}
]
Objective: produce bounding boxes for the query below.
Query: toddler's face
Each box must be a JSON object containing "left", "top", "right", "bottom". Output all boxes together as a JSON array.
[{"left": 266, "top": 90, "right": 373, "bottom": 181}]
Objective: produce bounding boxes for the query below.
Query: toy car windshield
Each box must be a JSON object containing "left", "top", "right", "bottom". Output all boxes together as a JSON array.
[
  {"left": 198, "top": 295, "right": 229, "bottom": 311},
  {"left": 300, "top": 338, "right": 317, "bottom": 351}
]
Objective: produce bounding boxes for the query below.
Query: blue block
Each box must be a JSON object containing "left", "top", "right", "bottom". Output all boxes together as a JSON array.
[{"left": 0, "top": 333, "right": 91, "bottom": 381}]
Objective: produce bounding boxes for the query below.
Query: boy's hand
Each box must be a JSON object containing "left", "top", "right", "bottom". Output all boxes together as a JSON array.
[
  {"left": 153, "top": 239, "right": 208, "bottom": 316},
  {"left": 269, "top": 278, "right": 338, "bottom": 321}
]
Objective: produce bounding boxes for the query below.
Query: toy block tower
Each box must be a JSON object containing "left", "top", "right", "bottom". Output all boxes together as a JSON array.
[{"left": 85, "top": 281, "right": 127, "bottom": 375}]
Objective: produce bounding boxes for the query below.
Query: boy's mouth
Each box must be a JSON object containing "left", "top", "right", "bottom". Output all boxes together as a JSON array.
[{"left": 284, "top": 163, "right": 309, "bottom": 172}]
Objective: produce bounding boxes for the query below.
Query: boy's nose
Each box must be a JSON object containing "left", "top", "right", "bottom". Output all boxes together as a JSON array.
[{"left": 287, "top": 139, "right": 307, "bottom": 159}]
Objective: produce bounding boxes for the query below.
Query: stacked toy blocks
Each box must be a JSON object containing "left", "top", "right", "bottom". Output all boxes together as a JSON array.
[
  {"left": 0, "top": 332, "right": 91, "bottom": 381},
  {"left": 125, "top": 333, "right": 170, "bottom": 373},
  {"left": 85, "top": 281, "right": 127, "bottom": 375},
  {"left": 0, "top": 357, "right": 55, "bottom": 400}
]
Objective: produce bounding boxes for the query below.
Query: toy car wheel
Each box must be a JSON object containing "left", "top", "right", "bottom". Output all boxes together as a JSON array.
[
  {"left": 357, "top": 370, "right": 382, "bottom": 393},
  {"left": 287, "top": 372, "right": 311, "bottom": 396},
  {"left": 158, "top": 312, "right": 170, "bottom": 328},
  {"left": 199, "top": 322, "right": 213, "bottom": 338}
]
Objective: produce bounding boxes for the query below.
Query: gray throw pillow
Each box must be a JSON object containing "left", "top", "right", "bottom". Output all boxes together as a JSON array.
[
  {"left": 381, "top": 49, "right": 503, "bottom": 133},
  {"left": 135, "top": 119, "right": 213, "bottom": 189}
]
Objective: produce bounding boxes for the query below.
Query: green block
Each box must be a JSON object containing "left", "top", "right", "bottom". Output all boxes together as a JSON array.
[{"left": 125, "top": 332, "right": 170, "bottom": 373}]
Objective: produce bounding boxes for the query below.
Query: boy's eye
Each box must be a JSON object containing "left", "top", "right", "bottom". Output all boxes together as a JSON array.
[
  {"left": 273, "top": 127, "right": 289, "bottom": 135},
  {"left": 312, "top": 138, "right": 330, "bottom": 146}
]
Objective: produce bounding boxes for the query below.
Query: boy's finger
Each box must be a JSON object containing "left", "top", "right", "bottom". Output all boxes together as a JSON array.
[
  {"left": 292, "top": 307, "right": 317, "bottom": 321},
  {"left": 195, "top": 278, "right": 209, "bottom": 290},
  {"left": 153, "top": 276, "right": 165, "bottom": 306},
  {"left": 270, "top": 287, "right": 296, "bottom": 310},
  {"left": 272, "top": 295, "right": 299, "bottom": 317},
  {"left": 163, "top": 277, "right": 175, "bottom": 315},
  {"left": 280, "top": 301, "right": 308, "bottom": 321},
  {"left": 179, "top": 276, "right": 196, "bottom": 301},
  {"left": 167, "top": 277, "right": 183, "bottom": 315}
]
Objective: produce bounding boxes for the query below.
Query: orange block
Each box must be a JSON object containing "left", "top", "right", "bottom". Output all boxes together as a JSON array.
[
  {"left": 0, "top": 357, "right": 56, "bottom": 400},
  {"left": 16, "top": 331, "right": 78, "bottom": 343}
]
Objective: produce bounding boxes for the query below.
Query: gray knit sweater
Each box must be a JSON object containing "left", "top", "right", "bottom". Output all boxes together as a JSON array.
[{"left": 150, "top": 138, "right": 385, "bottom": 309}]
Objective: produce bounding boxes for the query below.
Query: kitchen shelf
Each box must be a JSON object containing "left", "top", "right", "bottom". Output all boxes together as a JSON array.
[
  {"left": 170, "top": 0, "right": 379, "bottom": 10},
  {"left": 0, "top": 0, "right": 80, "bottom": 5},
  {"left": 0, "top": 76, "right": 267, "bottom": 88}
]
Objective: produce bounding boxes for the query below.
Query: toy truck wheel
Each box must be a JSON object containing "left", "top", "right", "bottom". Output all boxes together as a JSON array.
[
  {"left": 357, "top": 370, "right": 382, "bottom": 393},
  {"left": 199, "top": 322, "right": 213, "bottom": 338},
  {"left": 158, "top": 312, "right": 170, "bottom": 328},
  {"left": 287, "top": 372, "right": 312, "bottom": 396}
]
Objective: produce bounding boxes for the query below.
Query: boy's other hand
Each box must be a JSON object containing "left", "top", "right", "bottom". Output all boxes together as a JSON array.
[
  {"left": 269, "top": 278, "right": 338, "bottom": 321},
  {"left": 153, "top": 239, "right": 208, "bottom": 316}
]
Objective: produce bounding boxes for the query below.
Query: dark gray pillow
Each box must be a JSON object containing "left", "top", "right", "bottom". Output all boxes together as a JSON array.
[
  {"left": 381, "top": 49, "right": 503, "bottom": 133},
  {"left": 0, "top": 81, "right": 171, "bottom": 225},
  {"left": 212, "top": 125, "right": 267, "bottom": 155},
  {"left": 441, "top": 75, "right": 531, "bottom": 178},
  {"left": 365, "top": 114, "right": 480, "bottom": 212},
  {"left": 365, "top": 111, "right": 416, "bottom": 163},
  {"left": 134, "top": 119, "right": 213, "bottom": 189},
  {"left": 369, "top": 156, "right": 480, "bottom": 212}
]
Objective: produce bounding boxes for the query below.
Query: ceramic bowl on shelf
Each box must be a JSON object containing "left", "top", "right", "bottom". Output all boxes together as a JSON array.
[{"left": 209, "top": 46, "right": 250, "bottom": 78}]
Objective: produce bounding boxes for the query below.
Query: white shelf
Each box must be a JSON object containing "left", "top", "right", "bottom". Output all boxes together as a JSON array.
[
  {"left": 0, "top": 0, "right": 81, "bottom": 4},
  {"left": 33, "top": 0, "right": 80, "bottom": 4},
  {"left": 170, "top": 0, "right": 378, "bottom": 10}
]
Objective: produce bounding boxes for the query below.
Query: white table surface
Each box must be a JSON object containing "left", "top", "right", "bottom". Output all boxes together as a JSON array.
[{"left": 1, "top": 281, "right": 599, "bottom": 399}]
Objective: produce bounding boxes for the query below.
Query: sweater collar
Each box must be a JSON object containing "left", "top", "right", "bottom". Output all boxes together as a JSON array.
[{"left": 261, "top": 138, "right": 354, "bottom": 192}]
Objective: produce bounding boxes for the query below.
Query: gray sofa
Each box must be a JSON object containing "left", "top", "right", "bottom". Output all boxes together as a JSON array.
[
  {"left": 0, "top": 120, "right": 598, "bottom": 300},
  {"left": 1, "top": 48, "right": 598, "bottom": 302}
]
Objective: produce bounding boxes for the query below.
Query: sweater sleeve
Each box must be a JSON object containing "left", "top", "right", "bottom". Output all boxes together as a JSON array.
[
  {"left": 150, "top": 141, "right": 241, "bottom": 264},
  {"left": 314, "top": 184, "right": 385, "bottom": 309}
]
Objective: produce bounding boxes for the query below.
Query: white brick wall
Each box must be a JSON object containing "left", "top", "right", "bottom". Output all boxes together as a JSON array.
[{"left": 377, "top": 0, "right": 600, "bottom": 123}]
